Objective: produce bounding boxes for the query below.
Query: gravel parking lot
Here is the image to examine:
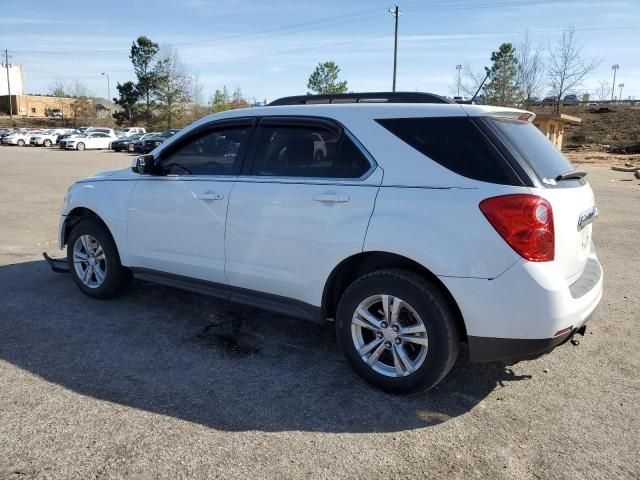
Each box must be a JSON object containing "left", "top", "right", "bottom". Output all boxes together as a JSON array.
[{"left": 0, "top": 146, "right": 638, "bottom": 479}]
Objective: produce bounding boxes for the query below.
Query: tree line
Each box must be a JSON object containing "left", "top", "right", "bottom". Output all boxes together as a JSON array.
[{"left": 459, "top": 27, "right": 601, "bottom": 112}]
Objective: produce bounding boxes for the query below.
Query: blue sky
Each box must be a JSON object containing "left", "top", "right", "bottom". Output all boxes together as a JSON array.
[{"left": 2, "top": 0, "right": 639, "bottom": 102}]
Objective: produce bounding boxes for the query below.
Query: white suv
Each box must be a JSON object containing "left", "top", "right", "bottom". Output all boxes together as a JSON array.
[{"left": 51, "top": 93, "right": 602, "bottom": 393}]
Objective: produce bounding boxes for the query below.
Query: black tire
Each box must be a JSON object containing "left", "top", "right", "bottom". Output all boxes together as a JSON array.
[
  {"left": 336, "top": 269, "right": 460, "bottom": 394},
  {"left": 66, "top": 219, "right": 131, "bottom": 299},
  {"left": 44, "top": 139, "right": 52, "bottom": 147},
  {"left": 127, "top": 143, "right": 135, "bottom": 152}
]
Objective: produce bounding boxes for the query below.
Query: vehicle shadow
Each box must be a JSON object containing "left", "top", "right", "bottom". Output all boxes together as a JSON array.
[{"left": 0, "top": 260, "right": 531, "bottom": 433}]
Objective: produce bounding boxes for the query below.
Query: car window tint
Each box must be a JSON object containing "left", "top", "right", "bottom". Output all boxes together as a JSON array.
[
  {"left": 376, "top": 117, "right": 517, "bottom": 185},
  {"left": 251, "top": 126, "right": 369, "bottom": 178},
  {"left": 161, "top": 127, "right": 250, "bottom": 176}
]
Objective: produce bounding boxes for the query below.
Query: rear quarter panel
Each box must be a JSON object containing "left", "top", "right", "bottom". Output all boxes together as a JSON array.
[{"left": 364, "top": 185, "right": 524, "bottom": 279}]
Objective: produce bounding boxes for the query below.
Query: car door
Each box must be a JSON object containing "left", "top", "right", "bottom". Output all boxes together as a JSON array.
[
  {"left": 89, "top": 133, "right": 107, "bottom": 149},
  {"left": 225, "top": 116, "right": 382, "bottom": 307},
  {"left": 127, "top": 119, "right": 254, "bottom": 284}
]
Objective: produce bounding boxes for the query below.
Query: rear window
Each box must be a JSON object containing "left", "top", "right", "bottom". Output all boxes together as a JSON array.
[
  {"left": 376, "top": 117, "right": 518, "bottom": 185},
  {"left": 489, "top": 119, "right": 575, "bottom": 183}
]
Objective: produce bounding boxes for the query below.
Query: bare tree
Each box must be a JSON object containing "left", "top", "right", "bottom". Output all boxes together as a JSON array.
[
  {"left": 593, "top": 79, "right": 612, "bottom": 101},
  {"left": 155, "top": 46, "right": 192, "bottom": 128},
  {"left": 546, "top": 27, "right": 600, "bottom": 113},
  {"left": 68, "top": 79, "right": 95, "bottom": 126},
  {"left": 49, "top": 79, "right": 67, "bottom": 97},
  {"left": 189, "top": 73, "right": 208, "bottom": 122},
  {"left": 516, "top": 31, "right": 545, "bottom": 108}
]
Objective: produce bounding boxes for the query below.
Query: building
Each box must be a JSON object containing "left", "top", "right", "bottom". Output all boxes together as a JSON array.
[
  {"left": 0, "top": 94, "right": 76, "bottom": 118},
  {"left": 0, "top": 63, "right": 25, "bottom": 96},
  {"left": 533, "top": 113, "right": 582, "bottom": 151}
]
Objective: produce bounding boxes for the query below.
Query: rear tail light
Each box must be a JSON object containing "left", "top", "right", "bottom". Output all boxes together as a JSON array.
[{"left": 479, "top": 194, "right": 554, "bottom": 262}]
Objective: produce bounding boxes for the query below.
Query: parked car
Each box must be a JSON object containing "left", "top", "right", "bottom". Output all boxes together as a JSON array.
[
  {"left": 542, "top": 95, "right": 558, "bottom": 106},
  {"left": 58, "top": 130, "right": 83, "bottom": 149},
  {"left": 563, "top": 94, "right": 580, "bottom": 106},
  {"left": 131, "top": 132, "right": 161, "bottom": 152},
  {"left": 51, "top": 93, "right": 601, "bottom": 394},
  {"left": 31, "top": 129, "right": 75, "bottom": 147},
  {"left": 65, "top": 132, "right": 118, "bottom": 151},
  {"left": 121, "top": 127, "right": 146, "bottom": 137},
  {"left": 1, "top": 130, "right": 33, "bottom": 146},
  {"left": 137, "top": 129, "right": 180, "bottom": 154},
  {"left": 111, "top": 133, "right": 145, "bottom": 152}
]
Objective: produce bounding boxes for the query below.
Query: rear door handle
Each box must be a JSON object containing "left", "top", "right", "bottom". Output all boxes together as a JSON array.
[
  {"left": 196, "top": 191, "right": 224, "bottom": 201},
  {"left": 313, "top": 193, "right": 349, "bottom": 203}
]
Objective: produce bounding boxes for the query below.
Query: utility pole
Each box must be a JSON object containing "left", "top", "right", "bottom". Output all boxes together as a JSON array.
[
  {"left": 610, "top": 64, "right": 619, "bottom": 101},
  {"left": 618, "top": 83, "right": 624, "bottom": 103},
  {"left": 456, "top": 64, "right": 464, "bottom": 97},
  {"left": 4, "top": 50, "right": 12, "bottom": 119},
  {"left": 388, "top": 5, "right": 401, "bottom": 92},
  {"left": 101, "top": 72, "right": 111, "bottom": 120}
]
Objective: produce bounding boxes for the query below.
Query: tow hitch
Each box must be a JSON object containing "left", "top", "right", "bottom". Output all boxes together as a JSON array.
[
  {"left": 43, "top": 252, "right": 69, "bottom": 273},
  {"left": 570, "top": 325, "right": 587, "bottom": 346}
]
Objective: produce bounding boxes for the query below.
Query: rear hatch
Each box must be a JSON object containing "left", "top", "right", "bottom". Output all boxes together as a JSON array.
[{"left": 487, "top": 116, "right": 596, "bottom": 284}]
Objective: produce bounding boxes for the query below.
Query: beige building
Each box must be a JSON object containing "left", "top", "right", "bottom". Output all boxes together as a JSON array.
[{"left": 0, "top": 94, "right": 76, "bottom": 118}]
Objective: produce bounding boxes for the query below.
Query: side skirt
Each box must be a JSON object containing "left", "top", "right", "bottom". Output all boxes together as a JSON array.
[{"left": 131, "top": 267, "right": 326, "bottom": 324}]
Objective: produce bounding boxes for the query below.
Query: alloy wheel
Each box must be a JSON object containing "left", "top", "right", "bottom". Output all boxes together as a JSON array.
[
  {"left": 351, "top": 294, "right": 428, "bottom": 378},
  {"left": 72, "top": 234, "right": 107, "bottom": 289}
]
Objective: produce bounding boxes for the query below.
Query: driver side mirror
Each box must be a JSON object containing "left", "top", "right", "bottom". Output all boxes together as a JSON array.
[{"left": 132, "top": 154, "right": 163, "bottom": 175}]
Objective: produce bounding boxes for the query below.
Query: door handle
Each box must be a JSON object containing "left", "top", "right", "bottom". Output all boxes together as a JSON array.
[
  {"left": 313, "top": 193, "right": 349, "bottom": 203},
  {"left": 196, "top": 191, "right": 224, "bottom": 201}
]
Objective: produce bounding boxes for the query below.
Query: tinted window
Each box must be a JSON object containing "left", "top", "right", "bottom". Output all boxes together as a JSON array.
[
  {"left": 490, "top": 119, "right": 575, "bottom": 183},
  {"left": 376, "top": 117, "right": 517, "bottom": 185},
  {"left": 161, "top": 127, "right": 250, "bottom": 176},
  {"left": 251, "top": 125, "right": 370, "bottom": 178}
]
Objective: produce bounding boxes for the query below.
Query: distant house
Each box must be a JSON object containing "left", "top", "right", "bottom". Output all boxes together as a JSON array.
[
  {"left": 0, "top": 94, "right": 76, "bottom": 118},
  {"left": 533, "top": 113, "right": 582, "bottom": 151}
]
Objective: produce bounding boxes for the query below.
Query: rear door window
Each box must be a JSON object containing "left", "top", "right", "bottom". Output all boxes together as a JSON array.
[
  {"left": 250, "top": 124, "right": 370, "bottom": 178},
  {"left": 488, "top": 118, "right": 575, "bottom": 184},
  {"left": 376, "top": 117, "right": 519, "bottom": 185}
]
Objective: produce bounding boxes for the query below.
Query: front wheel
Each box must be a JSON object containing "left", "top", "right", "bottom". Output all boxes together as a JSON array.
[
  {"left": 76, "top": 142, "right": 85, "bottom": 151},
  {"left": 17, "top": 139, "right": 25, "bottom": 147},
  {"left": 44, "top": 139, "right": 52, "bottom": 147},
  {"left": 127, "top": 143, "right": 135, "bottom": 152},
  {"left": 336, "top": 269, "right": 460, "bottom": 394},
  {"left": 67, "top": 219, "right": 131, "bottom": 299}
]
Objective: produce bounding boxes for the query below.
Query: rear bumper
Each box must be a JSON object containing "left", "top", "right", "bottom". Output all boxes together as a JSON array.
[{"left": 440, "top": 248, "right": 603, "bottom": 363}]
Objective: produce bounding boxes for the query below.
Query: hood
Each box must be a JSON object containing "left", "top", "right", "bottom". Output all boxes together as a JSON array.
[{"left": 77, "top": 168, "right": 137, "bottom": 183}]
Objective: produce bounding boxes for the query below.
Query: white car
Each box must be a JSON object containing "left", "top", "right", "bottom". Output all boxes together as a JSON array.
[
  {"left": 121, "top": 127, "right": 146, "bottom": 136},
  {"left": 31, "top": 129, "right": 74, "bottom": 147},
  {"left": 65, "top": 132, "right": 117, "bottom": 151},
  {"left": 1, "top": 131, "right": 33, "bottom": 146},
  {"left": 51, "top": 92, "right": 602, "bottom": 393}
]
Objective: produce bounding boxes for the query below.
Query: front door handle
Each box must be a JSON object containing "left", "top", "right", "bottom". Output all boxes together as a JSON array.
[
  {"left": 313, "top": 193, "right": 349, "bottom": 203},
  {"left": 196, "top": 191, "right": 224, "bottom": 201}
]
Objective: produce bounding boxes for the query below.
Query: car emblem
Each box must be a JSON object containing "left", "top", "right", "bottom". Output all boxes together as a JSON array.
[{"left": 577, "top": 206, "right": 598, "bottom": 231}]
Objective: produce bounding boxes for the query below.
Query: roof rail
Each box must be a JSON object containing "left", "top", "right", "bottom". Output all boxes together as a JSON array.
[{"left": 268, "top": 91, "right": 454, "bottom": 106}]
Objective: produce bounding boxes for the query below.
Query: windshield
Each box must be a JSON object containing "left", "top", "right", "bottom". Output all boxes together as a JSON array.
[{"left": 490, "top": 118, "right": 575, "bottom": 183}]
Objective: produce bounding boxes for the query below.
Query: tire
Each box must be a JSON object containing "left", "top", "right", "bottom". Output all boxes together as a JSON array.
[
  {"left": 66, "top": 219, "right": 131, "bottom": 299},
  {"left": 76, "top": 142, "right": 85, "bottom": 151},
  {"left": 127, "top": 143, "right": 135, "bottom": 152},
  {"left": 17, "top": 139, "right": 25, "bottom": 147},
  {"left": 43, "top": 139, "right": 52, "bottom": 147},
  {"left": 336, "top": 269, "right": 460, "bottom": 394}
]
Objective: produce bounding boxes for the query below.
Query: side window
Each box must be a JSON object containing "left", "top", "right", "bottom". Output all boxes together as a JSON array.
[
  {"left": 251, "top": 125, "right": 370, "bottom": 178},
  {"left": 376, "top": 117, "right": 517, "bottom": 185},
  {"left": 161, "top": 126, "right": 250, "bottom": 176}
]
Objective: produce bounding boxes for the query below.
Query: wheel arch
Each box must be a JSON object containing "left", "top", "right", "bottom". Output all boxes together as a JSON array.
[
  {"left": 322, "top": 251, "right": 467, "bottom": 341},
  {"left": 62, "top": 207, "right": 113, "bottom": 247}
]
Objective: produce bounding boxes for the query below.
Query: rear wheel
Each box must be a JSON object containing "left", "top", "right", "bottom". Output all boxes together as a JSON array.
[
  {"left": 43, "top": 139, "right": 52, "bottom": 147},
  {"left": 336, "top": 269, "right": 460, "bottom": 394},
  {"left": 127, "top": 143, "right": 135, "bottom": 152},
  {"left": 17, "top": 139, "right": 25, "bottom": 147},
  {"left": 67, "top": 219, "right": 131, "bottom": 299},
  {"left": 76, "top": 142, "right": 85, "bottom": 151}
]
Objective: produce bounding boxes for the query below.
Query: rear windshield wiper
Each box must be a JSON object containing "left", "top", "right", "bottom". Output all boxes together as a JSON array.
[{"left": 556, "top": 170, "right": 587, "bottom": 181}]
